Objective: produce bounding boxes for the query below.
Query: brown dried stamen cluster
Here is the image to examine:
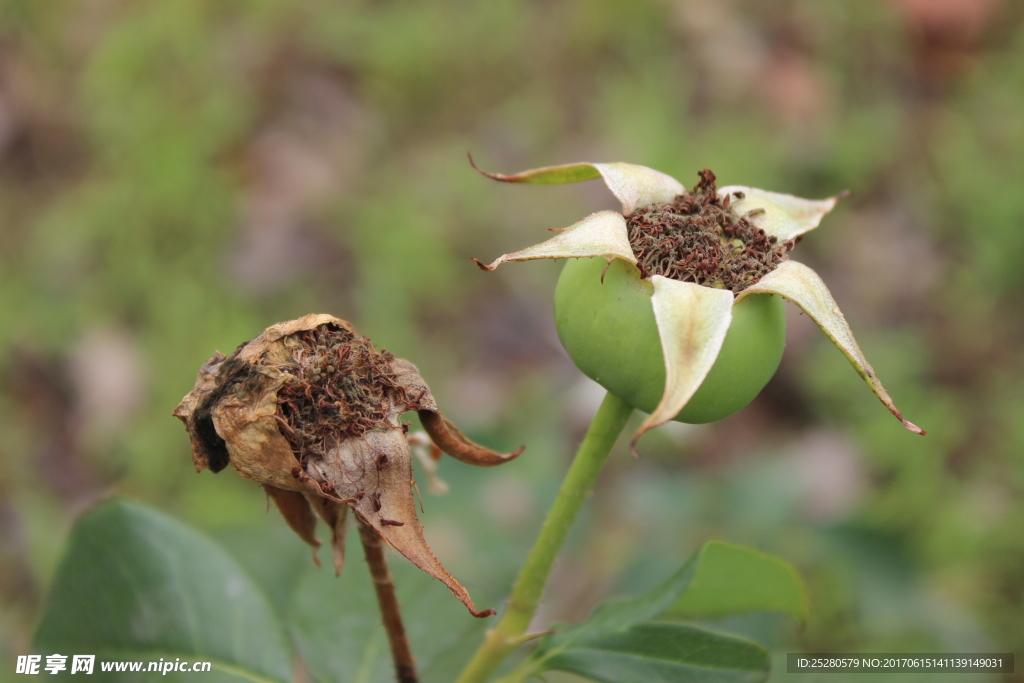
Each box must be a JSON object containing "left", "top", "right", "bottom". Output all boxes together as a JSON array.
[
  {"left": 626, "top": 169, "right": 797, "bottom": 291},
  {"left": 275, "top": 325, "right": 410, "bottom": 462}
]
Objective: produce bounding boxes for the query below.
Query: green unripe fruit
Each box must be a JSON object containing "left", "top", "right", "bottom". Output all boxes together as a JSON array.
[{"left": 553, "top": 256, "right": 786, "bottom": 423}]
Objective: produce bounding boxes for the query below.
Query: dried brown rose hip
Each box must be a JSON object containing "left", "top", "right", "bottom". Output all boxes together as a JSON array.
[{"left": 173, "top": 314, "right": 522, "bottom": 617}]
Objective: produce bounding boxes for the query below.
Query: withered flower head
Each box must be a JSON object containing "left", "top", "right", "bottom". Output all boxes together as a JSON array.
[{"left": 173, "top": 314, "right": 522, "bottom": 617}]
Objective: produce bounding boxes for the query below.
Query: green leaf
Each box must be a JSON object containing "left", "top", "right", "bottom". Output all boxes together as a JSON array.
[
  {"left": 667, "top": 540, "right": 809, "bottom": 621},
  {"left": 542, "top": 623, "right": 769, "bottom": 683},
  {"left": 34, "top": 499, "right": 292, "bottom": 683},
  {"left": 535, "top": 541, "right": 701, "bottom": 659},
  {"left": 289, "top": 544, "right": 489, "bottom": 683},
  {"left": 520, "top": 540, "right": 803, "bottom": 682}
]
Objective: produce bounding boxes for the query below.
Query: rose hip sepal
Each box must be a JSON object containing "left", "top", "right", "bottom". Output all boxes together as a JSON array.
[{"left": 173, "top": 314, "right": 523, "bottom": 617}]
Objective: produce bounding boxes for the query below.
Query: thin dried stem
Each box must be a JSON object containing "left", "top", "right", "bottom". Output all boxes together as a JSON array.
[{"left": 357, "top": 518, "right": 418, "bottom": 683}]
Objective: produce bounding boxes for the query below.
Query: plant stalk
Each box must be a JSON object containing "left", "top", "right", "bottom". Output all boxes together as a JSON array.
[
  {"left": 358, "top": 519, "right": 419, "bottom": 683},
  {"left": 455, "top": 391, "right": 633, "bottom": 683}
]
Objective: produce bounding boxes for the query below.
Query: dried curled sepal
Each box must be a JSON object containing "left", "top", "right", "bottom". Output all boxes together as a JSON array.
[
  {"left": 264, "top": 485, "right": 321, "bottom": 553},
  {"left": 737, "top": 261, "right": 924, "bottom": 435},
  {"left": 306, "top": 429, "right": 493, "bottom": 616},
  {"left": 393, "top": 357, "right": 524, "bottom": 465},
  {"left": 474, "top": 211, "right": 636, "bottom": 271},
  {"left": 408, "top": 432, "right": 449, "bottom": 495},
  {"left": 631, "top": 277, "right": 735, "bottom": 454},
  {"left": 469, "top": 156, "right": 684, "bottom": 214},
  {"left": 418, "top": 410, "right": 524, "bottom": 466},
  {"left": 717, "top": 186, "right": 845, "bottom": 242},
  {"left": 305, "top": 495, "right": 348, "bottom": 575},
  {"left": 391, "top": 359, "right": 524, "bottom": 465}
]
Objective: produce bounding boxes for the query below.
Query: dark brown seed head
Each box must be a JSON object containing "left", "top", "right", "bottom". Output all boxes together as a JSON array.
[
  {"left": 276, "top": 324, "right": 406, "bottom": 465},
  {"left": 624, "top": 169, "right": 795, "bottom": 292}
]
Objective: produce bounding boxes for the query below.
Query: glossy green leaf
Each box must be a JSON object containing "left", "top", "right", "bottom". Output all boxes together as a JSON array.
[
  {"left": 33, "top": 499, "right": 292, "bottom": 683},
  {"left": 519, "top": 540, "right": 804, "bottom": 682},
  {"left": 541, "top": 541, "right": 701, "bottom": 653},
  {"left": 542, "top": 623, "right": 769, "bottom": 683},
  {"left": 667, "top": 540, "right": 810, "bottom": 621},
  {"left": 521, "top": 545, "right": 701, "bottom": 679},
  {"left": 289, "top": 544, "right": 489, "bottom": 683}
]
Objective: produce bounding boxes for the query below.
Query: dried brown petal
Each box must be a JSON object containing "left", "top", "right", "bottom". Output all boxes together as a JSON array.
[
  {"left": 207, "top": 363, "right": 302, "bottom": 491},
  {"left": 172, "top": 351, "right": 228, "bottom": 473}
]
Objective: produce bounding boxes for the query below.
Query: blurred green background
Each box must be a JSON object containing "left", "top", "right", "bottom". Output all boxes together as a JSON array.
[{"left": 1, "top": 0, "right": 1022, "bottom": 680}]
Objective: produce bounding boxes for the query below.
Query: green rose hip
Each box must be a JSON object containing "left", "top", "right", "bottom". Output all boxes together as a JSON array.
[
  {"left": 554, "top": 256, "right": 785, "bottom": 424},
  {"left": 473, "top": 158, "right": 924, "bottom": 450}
]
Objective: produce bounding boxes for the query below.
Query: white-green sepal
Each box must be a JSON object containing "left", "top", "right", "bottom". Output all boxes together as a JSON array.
[
  {"left": 738, "top": 260, "right": 924, "bottom": 434},
  {"left": 718, "top": 186, "right": 842, "bottom": 242},
  {"left": 632, "top": 277, "right": 735, "bottom": 453},
  {"left": 471, "top": 157, "right": 684, "bottom": 214},
  {"left": 475, "top": 211, "right": 635, "bottom": 271}
]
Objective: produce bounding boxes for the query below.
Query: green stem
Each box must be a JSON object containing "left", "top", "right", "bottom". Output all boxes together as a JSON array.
[
  {"left": 455, "top": 392, "right": 633, "bottom": 683},
  {"left": 488, "top": 659, "right": 536, "bottom": 683}
]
